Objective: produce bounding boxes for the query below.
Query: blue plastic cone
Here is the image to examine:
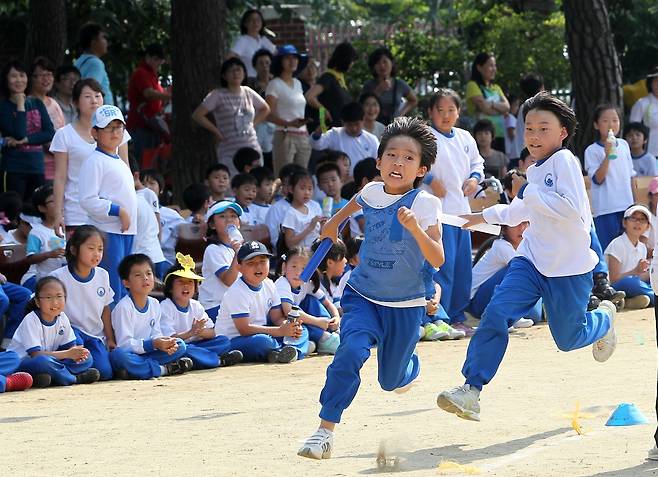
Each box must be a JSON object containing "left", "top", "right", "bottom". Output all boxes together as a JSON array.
[{"left": 605, "top": 403, "right": 648, "bottom": 426}]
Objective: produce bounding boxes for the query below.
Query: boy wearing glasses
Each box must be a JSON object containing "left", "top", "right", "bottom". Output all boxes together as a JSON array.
[
  {"left": 604, "top": 204, "right": 655, "bottom": 309},
  {"left": 79, "top": 105, "right": 136, "bottom": 305}
]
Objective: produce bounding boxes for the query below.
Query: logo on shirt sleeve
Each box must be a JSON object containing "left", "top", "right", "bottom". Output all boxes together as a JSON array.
[
  {"left": 97, "top": 287, "right": 106, "bottom": 297},
  {"left": 544, "top": 173, "right": 554, "bottom": 187},
  {"left": 58, "top": 327, "right": 65, "bottom": 335}
]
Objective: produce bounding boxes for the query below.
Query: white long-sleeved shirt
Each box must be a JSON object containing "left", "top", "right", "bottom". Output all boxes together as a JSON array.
[
  {"left": 310, "top": 128, "right": 379, "bottom": 174},
  {"left": 482, "top": 148, "right": 598, "bottom": 277},
  {"left": 111, "top": 295, "right": 164, "bottom": 354},
  {"left": 428, "top": 127, "right": 485, "bottom": 215},
  {"left": 78, "top": 148, "right": 137, "bottom": 235}
]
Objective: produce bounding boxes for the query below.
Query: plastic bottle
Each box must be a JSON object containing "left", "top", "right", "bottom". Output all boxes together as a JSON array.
[
  {"left": 226, "top": 224, "right": 243, "bottom": 243},
  {"left": 606, "top": 129, "right": 618, "bottom": 160},
  {"left": 321, "top": 197, "right": 334, "bottom": 218},
  {"left": 283, "top": 305, "right": 303, "bottom": 346}
]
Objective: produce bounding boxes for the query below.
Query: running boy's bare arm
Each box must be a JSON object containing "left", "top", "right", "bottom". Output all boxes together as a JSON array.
[{"left": 397, "top": 207, "right": 444, "bottom": 268}]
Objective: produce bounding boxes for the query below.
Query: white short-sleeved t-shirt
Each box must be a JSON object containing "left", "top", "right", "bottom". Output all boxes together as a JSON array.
[
  {"left": 137, "top": 187, "right": 160, "bottom": 214},
  {"left": 604, "top": 233, "right": 647, "bottom": 275},
  {"left": 281, "top": 201, "right": 323, "bottom": 249},
  {"left": 160, "top": 298, "right": 213, "bottom": 342},
  {"left": 265, "top": 77, "right": 307, "bottom": 133},
  {"left": 198, "top": 243, "right": 237, "bottom": 309},
  {"left": 584, "top": 139, "right": 635, "bottom": 216},
  {"left": 214, "top": 277, "right": 281, "bottom": 339},
  {"left": 265, "top": 199, "right": 292, "bottom": 249},
  {"left": 49, "top": 124, "right": 130, "bottom": 226},
  {"left": 111, "top": 295, "right": 163, "bottom": 354},
  {"left": 8, "top": 311, "right": 76, "bottom": 359},
  {"left": 470, "top": 238, "right": 517, "bottom": 298},
  {"left": 274, "top": 276, "right": 325, "bottom": 306},
  {"left": 26, "top": 222, "right": 67, "bottom": 279},
  {"left": 230, "top": 34, "right": 276, "bottom": 77},
  {"left": 132, "top": 195, "right": 166, "bottom": 264},
  {"left": 50, "top": 265, "right": 114, "bottom": 340},
  {"left": 159, "top": 206, "right": 185, "bottom": 264}
]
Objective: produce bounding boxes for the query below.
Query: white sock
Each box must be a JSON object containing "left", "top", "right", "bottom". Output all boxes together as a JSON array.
[{"left": 160, "top": 365, "right": 167, "bottom": 376}]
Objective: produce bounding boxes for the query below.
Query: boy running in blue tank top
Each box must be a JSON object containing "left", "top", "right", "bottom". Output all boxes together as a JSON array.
[
  {"left": 437, "top": 93, "right": 617, "bottom": 421},
  {"left": 298, "top": 117, "right": 445, "bottom": 460}
]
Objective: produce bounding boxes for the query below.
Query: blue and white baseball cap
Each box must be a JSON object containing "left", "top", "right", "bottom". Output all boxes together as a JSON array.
[
  {"left": 205, "top": 200, "right": 243, "bottom": 222},
  {"left": 92, "top": 105, "right": 126, "bottom": 129}
]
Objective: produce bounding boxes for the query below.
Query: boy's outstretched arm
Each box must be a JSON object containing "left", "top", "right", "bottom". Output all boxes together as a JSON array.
[{"left": 398, "top": 207, "right": 444, "bottom": 268}]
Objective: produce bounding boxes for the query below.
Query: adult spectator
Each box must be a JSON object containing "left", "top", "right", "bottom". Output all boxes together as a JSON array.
[
  {"left": 266, "top": 45, "right": 311, "bottom": 175},
  {"left": 53, "top": 65, "right": 81, "bottom": 125},
  {"left": 192, "top": 58, "right": 270, "bottom": 176},
  {"left": 126, "top": 43, "right": 171, "bottom": 165},
  {"left": 465, "top": 52, "right": 509, "bottom": 152},
  {"left": 51, "top": 78, "right": 130, "bottom": 236},
  {"left": 361, "top": 47, "right": 417, "bottom": 124},
  {"left": 74, "top": 22, "right": 113, "bottom": 105},
  {"left": 0, "top": 60, "right": 54, "bottom": 201},
  {"left": 630, "top": 67, "right": 658, "bottom": 156},
  {"left": 305, "top": 42, "right": 357, "bottom": 130},
  {"left": 228, "top": 9, "right": 276, "bottom": 78},
  {"left": 247, "top": 48, "right": 275, "bottom": 171},
  {"left": 296, "top": 55, "right": 319, "bottom": 134}
]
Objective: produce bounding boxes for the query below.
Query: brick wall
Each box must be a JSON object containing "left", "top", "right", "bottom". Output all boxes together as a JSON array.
[{"left": 267, "top": 17, "right": 307, "bottom": 52}]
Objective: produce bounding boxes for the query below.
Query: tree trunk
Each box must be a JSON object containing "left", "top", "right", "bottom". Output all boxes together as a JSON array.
[
  {"left": 563, "top": 0, "right": 623, "bottom": 160},
  {"left": 170, "top": 0, "right": 226, "bottom": 201},
  {"left": 28, "top": 0, "right": 67, "bottom": 66}
]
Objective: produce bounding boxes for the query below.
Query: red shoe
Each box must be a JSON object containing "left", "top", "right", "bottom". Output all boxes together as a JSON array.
[{"left": 5, "top": 372, "right": 33, "bottom": 392}]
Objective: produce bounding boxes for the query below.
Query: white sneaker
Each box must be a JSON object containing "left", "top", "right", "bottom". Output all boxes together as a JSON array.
[
  {"left": 437, "top": 384, "right": 481, "bottom": 421},
  {"left": 317, "top": 333, "right": 340, "bottom": 354},
  {"left": 513, "top": 317, "right": 534, "bottom": 329},
  {"left": 298, "top": 428, "right": 334, "bottom": 459},
  {"left": 434, "top": 321, "right": 466, "bottom": 340},
  {"left": 592, "top": 300, "right": 617, "bottom": 362},
  {"left": 648, "top": 445, "right": 658, "bottom": 461}
]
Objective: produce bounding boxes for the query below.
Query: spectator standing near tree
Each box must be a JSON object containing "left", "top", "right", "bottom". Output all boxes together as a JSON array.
[
  {"left": 228, "top": 9, "right": 276, "bottom": 78},
  {"left": 630, "top": 67, "right": 658, "bottom": 157},
  {"left": 74, "top": 22, "right": 113, "bottom": 106}
]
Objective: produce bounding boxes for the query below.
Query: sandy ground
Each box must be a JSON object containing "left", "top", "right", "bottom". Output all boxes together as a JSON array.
[{"left": 2, "top": 308, "right": 658, "bottom": 477}]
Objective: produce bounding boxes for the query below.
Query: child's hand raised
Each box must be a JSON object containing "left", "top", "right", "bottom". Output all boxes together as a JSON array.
[{"left": 397, "top": 206, "right": 420, "bottom": 232}]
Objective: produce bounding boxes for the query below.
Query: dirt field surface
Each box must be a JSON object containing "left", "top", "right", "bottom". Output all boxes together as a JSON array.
[{"left": 2, "top": 308, "right": 658, "bottom": 477}]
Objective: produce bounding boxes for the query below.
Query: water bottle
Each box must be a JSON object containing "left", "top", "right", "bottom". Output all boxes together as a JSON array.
[
  {"left": 321, "top": 197, "right": 334, "bottom": 218},
  {"left": 606, "top": 129, "right": 618, "bottom": 160},
  {"left": 226, "top": 224, "right": 243, "bottom": 243},
  {"left": 283, "top": 305, "right": 303, "bottom": 346}
]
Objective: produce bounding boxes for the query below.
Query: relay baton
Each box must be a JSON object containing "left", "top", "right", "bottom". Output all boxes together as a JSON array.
[{"left": 300, "top": 219, "right": 348, "bottom": 282}]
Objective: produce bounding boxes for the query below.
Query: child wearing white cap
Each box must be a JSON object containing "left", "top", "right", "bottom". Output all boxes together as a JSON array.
[{"left": 79, "top": 105, "right": 137, "bottom": 306}]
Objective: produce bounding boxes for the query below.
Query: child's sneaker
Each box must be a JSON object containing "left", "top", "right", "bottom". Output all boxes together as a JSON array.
[
  {"left": 451, "top": 322, "right": 475, "bottom": 337},
  {"left": 220, "top": 350, "right": 243, "bottom": 367},
  {"left": 435, "top": 321, "right": 466, "bottom": 340},
  {"left": 298, "top": 427, "right": 334, "bottom": 459},
  {"left": 267, "top": 345, "right": 298, "bottom": 363},
  {"left": 317, "top": 333, "right": 340, "bottom": 354},
  {"left": 513, "top": 318, "right": 534, "bottom": 329},
  {"left": 624, "top": 295, "right": 651, "bottom": 310},
  {"left": 437, "top": 384, "right": 481, "bottom": 421},
  {"left": 592, "top": 300, "right": 617, "bottom": 362},
  {"left": 75, "top": 368, "right": 101, "bottom": 384},
  {"left": 422, "top": 322, "right": 447, "bottom": 341},
  {"left": 164, "top": 357, "right": 194, "bottom": 375},
  {"left": 5, "top": 372, "right": 33, "bottom": 392},
  {"left": 32, "top": 373, "right": 52, "bottom": 388},
  {"left": 648, "top": 445, "right": 658, "bottom": 461}
]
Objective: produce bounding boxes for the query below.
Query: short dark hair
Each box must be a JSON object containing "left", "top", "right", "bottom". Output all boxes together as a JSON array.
[
  {"left": 233, "top": 147, "right": 261, "bottom": 173},
  {"left": 65, "top": 224, "right": 104, "bottom": 264},
  {"left": 32, "top": 184, "right": 54, "bottom": 219},
  {"left": 205, "top": 163, "right": 230, "bottom": 179},
  {"left": 278, "top": 163, "right": 306, "bottom": 181},
  {"left": 250, "top": 166, "right": 274, "bottom": 186},
  {"left": 183, "top": 183, "right": 211, "bottom": 213},
  {"left": 519, "top": 147, "right": 530, "bottom": 162},
  {"left": 251, "top": 48, "right": 273, "bottom": 68},
  {"left": 428, "top": 88, "right": 461, "bottom": 110},
  {"left": 315, "top": 162, "right": 342, "bottom": 181},
  {"left": 30, "top": 56, "right": 55, "bottom": 75},
  {"left": 54, "top": 64, "right": 80, "bottom": 83},
  {"left": 0, "top": 191, "right": 23, "bottom": 224},
  {"left": 220, "top": 58, "right": 247, "bottom": 88},
  {"left": 519, "top": 73, "right": 544, "bottom": 99},
  {"left": 79, "top": 22, "right": 104, "bottom": 50},
  {"left": 239, "top": 9, "right": 266, "bottom": 35},
  {"left": 0, "top": 60, "right": 28, "bottom": 97},
  {"left": 163, "top": 263, "right": 198, "bottom": 299},
  {"left": 358, "top": 92, "right": 381, "bottom": 108},
  {"left": 624, "top": 121, "right": 649, "bottom": 141},
  {"left": 523, "top": 92, "right": 577, "bottom": 146},
  {"left": 345, "top": 235, "right": 363, "bottom": 261},
  {"left": 140, "top": 168, "right": 165, "bottom": 193},
  {"left": 353, "top": 157, "right": 378, "bottom": 187},
  {"left": 311, "top": 238, "right": 346, "bottom": 272},
  {"left": 340, "top": 102, "right": 364, "bottom": 123},
  {"left": 367, "top": 47, "right": 396, "bottom": 78},
  {"left": 378, "top": 117, "right": 437, "bottom": 187},
  {"left": 592, "top": 103, "right": 620, "bottom": 123},
  {"left": 470, "top": 52, "right": 495, "bottom": 86},
  {"left": 118, "top": 253, "right": 154, "bottom": 281},
  {"left": 231, "top": 173, "right": 257, "bottom": 189},
  {"left": 473, "top": 119, "right": 495, "bottom": 136},
  {"left": 327, "top": 42, "right": 357, "bottom": 73},
  {"left": 72, "top": 77, "right": 103, "bottom": 103}
]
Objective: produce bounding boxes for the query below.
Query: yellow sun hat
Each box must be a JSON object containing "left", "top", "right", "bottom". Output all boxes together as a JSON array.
[{"left": 164, "top": 252, "right": 204, "bottom": 283}]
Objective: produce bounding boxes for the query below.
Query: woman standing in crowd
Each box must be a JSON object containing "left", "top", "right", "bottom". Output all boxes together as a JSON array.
[
  {"left": 228, "top": 9, "right": 276, "bottom": 78},
  {"left": 465, "top": 52, "right": 509, "bottom": 152},
  {"left": 248, "top": 49, "right": 275, "bottom": 171},
  {"left": 630, "top": 66, "right": 658, "bottom": 157},
  {"left": 192, "top": 58, "right": 270, "bottom": 176},
  {"left": 361, "top": 47, "right": 417, "bottom": 125}
]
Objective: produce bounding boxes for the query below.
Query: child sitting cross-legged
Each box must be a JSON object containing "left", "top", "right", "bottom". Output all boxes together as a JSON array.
[
  {"left": 160, "top": 253, "right": 243, "bottom": 369},
  {"left": 110, "top": 254, "right": 193, "bottom": 379}
]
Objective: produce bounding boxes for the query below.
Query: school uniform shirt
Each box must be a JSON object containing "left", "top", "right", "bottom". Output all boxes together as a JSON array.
[
  {"left": 335, "top": 268, "right": 352, "bottom": 306},
  {"left": 214, "top": 277, "right": 282, "bottom": 339},
  {"left": 470, "top": 238, "right": 517, "bottom": 298},
  {"left": 240, "top": 205, "right": 261, "bottom": 226},
  {"left": 584, "top": 139, "right": 635, "bottom": 217},
  {"left": 136, "top": 187, "right": 160, "bottom": 215},
  {"left": 349, "top": 209, "right": 365, "bottom": 238},
  {"left": 310, "top": 128, "right": 380, "bottom": 174},
  {"left": 50, "top": 124, "right": 130, "bottom": 226},
  {"left": 427, "top": 127, "right": 485, "bottom": 215},
  {"left": 604, "top": 233, "right": 648, "bottom": 275},
  {"left": 198, "top": 243, "right": 237, "bottom": 309},
  {"left": 630, "top": 94, "right": 658, "bottom": 156},
  {"left": 632, "top": 152, "right": 657, "bottom": 177},
  {"left": 26, "top": 222, "right": 67, "bottom": 279},
  {"left": 281, "top": 201, "right": 323, "bottom": 249},
  {"left": 50, "top": 265, "right": 114, "bottom": 340},
  {"left": 111, "top": 295, "right": 164, "bottom": 354},
  {"left": 250, "top": 203, "right": 270, "bottom": 225},
  {"left": 160, "top": 298, "right": 213, "bottom": 343},
  {"left": 159, "top": 206, "right": 185, "bottom": 264},
  {"left": 274, "top": 276, "right": 326, "bottom": 306},
  {"left": 483, "top": 148, "right": 598, "bottom": 277},
  {"left": 265, "top": 198, "right": 292, "bottom": 247},
  {"left": 78, "top": 148, "right": 138, "bottom": 235},
  {"left": 8, "top": 311, "right": 76, "bottom": 359},
  {"left": 132, "top": 195, "right": 166, "bottom": 264}
]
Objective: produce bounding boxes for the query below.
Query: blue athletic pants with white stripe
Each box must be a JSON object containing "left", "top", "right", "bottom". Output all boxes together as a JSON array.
[{"left": 109, "top": 338, "right": 187, "bottom": 379}]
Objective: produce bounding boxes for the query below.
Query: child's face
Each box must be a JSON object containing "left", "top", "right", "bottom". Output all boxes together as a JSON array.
[
  {"left": 283, "top": 254, "right": 307, "bottom": 289},
  {"left": 38, "top": 194, "right": 58, "bottom": 220},
  {"left": 623, "top": 212, "right": 650, "bottom": 239},
  {"left": 524, "top": 109, "right": 568, "bottom": 160},
  {"left": 318, "top": 170, "right": 342, "bottom": 199},
  {"left": 428, "top": 96, "right": 459, "bottom": 133},
  {"left": 171, "top": 277, "right": 197, "bottom": 305},
  {"left": 292, "top": 177, "right": 314, "bottom": 204},
  {"left": 594, "top": 108, "right": 620, "bottom": 138},
  {"left": 362, "top": 97, "right": 380, "bottom": 121},
  {"left": 326, "top": 255, "right": 347, "bottom": 278},
  {"left": 212, "top": 210, "right": 240, "bottom": 242},
  {"left": 502, "top": 221, "right": 528, "bottom": 248},
  {"left": 256, "top": 179, "right": 275, "bottom": 203},
  {"left": 207, "top": 170, "right": 230, "bottom": 197},
  {"left": 518, "top": 155, "right": 536, "bottom": 172},
  {"left": 474, "top": 130, "right": 493, "bottom": 149},
  {"left": 92, "top": 119, "right": 125, "bottom": 151},
  {"left": 142, "top": 176, "right": 161, "bottom": 197},
  {"left": 625, "top": 129, "right": 647, "bottom": 152},
  {"left": 234, "top": 183, "right": 257, "bottom": 208},
  {"left": 376, "top": 136, "right": 425, "bottom": 193},
  {"left": 76, "top": 234, "right": 104, "bottom": 270},
  {"left": 344, "top": 120, "right": 364, "bottom": 138},
  {"left": 240, "top": 256, "right": 270, "bottom": 286},
  {"left": 36, "top": 281, "right": 66, "bottom": 318},
  {"left": 336, "top": 156, "right": 351, "bottom": 180},
  {"left": 123, "top": 262, "right": 155, "bottom": 296}
]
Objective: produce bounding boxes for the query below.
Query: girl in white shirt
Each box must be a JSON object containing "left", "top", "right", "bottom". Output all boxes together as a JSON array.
[
  {"left": 282, "top": 171, "right": 325, "bottom": 251},
  {"left": 229, "top": 9, "right": 276, "bottom": 78}
]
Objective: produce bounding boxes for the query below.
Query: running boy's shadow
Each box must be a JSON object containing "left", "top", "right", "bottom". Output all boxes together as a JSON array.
[{"left": 585, "top": 461, "right": 658, "bottom": 476}]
